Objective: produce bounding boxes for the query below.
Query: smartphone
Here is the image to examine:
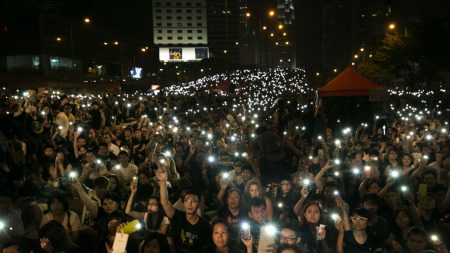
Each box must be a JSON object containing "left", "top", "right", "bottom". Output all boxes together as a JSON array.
[
  {"left": 258, "top": 225, "right": 276, "bottom": 252},
  {"left": 241, "top": 222, "right": 251, "bottom": 240}
]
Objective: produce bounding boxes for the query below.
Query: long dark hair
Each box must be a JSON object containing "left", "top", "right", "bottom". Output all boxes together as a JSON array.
[
  {"left": 144, "top": 196, "right": 165, "bottom": 234},
  {"left": 39, "top": 220, "right": 76, "bottom": 252},
  {"left": 140, "top": 232, "right": 170, "bottom": 253}
]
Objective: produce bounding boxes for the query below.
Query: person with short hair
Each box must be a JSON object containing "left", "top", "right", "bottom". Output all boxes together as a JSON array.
[
  {"left": 40, "top": 193, "right": 81, "bottom": 243},
  {"left": 156, "top": 166, "right": 212, "bottom": 253}
]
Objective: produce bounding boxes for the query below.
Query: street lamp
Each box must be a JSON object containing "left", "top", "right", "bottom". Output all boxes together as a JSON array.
[
  {"left": 278, "top": 24, "right": 284, "bottom": 30},
  {"left": 268, "top": 10, "right": 275, "bottom": 17},
  {"left": 245, "top": 12, "right": 251, "bottom": 18},
  {"left": 56, "top": 37, "right": 62, "bottom": 42},
  {"left": 84, "top": 17, "right": 91, "bottom": 24},
  {"left": 388, "top": 23, "right": 396, "bottom": 30}
]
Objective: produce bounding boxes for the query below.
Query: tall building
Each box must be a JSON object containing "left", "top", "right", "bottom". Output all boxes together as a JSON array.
[
  {"left": 206, "top": 0, "right": 240, "bottom": 65},
  {"left": 0, "top": 0, "right": 128, "bottom": 90},
  {"left": 152, "top": 0, "right": 209, "bottom": 62},
  {"left": 295, "top": 0, "right": 392, "bottom": 84},
  {"left": 238, "top": 0, "right": 296, "bottom": 68}
]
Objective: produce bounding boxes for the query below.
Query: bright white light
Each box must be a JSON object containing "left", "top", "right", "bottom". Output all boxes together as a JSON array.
[
  {"left": 391, "top": 170, "right": 400, "bottom": 178},
  {"left": 263, "top": 224, "right": 277, "bottom": 235},
  {"left": 96, "top": 159, "right": 101, "bottom": 164},
  {"left": 400, "top": 185, "right": 408, "bottom": 192},
  {"left": 331, "top": 213, "right": 340, "bottom": 221},
  {"left": 208, "top": 156, "right": 215, "bottom": 162},
  {"left": 222, "top": 172, "right": 229, "bottom": 179},
  {"left": 334, "top": 159, "right": 341, "bottom": 165},
  {"left": 431, "top": 234, "right": 439, "bottom": 242},
  {"left": 303, "top": 178, "right": 310, "bottom": 186},
  {"left": 352, "top": 168, "right": 360, "bottom": 175},
  {"left": 241, "top": 222, "right": 250, "bottom": 230},
  {"left": 69, "top": 171, "right": 77, "bottom": 178}
]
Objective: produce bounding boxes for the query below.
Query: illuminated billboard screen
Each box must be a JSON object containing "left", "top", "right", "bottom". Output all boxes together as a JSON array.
[
  {"left": 159, "top": 47, "right": 208, "bottom": 62},
  {"left": 130, "top": 67, "right": 143, "bottom": 79}
]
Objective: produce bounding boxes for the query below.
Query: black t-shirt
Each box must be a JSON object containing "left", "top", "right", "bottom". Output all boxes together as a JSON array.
[
  {"left": 170, "top": 209, "right": 212, "bottom": 253},
  {"left": 218, "top": 206, "right": 247, "bottom": 240},
  {"left": 367, "top": 215, "right": 391, "bottom": 246},
  {"left": 344, "top": 231, "right": 375, "bottom": 253}
]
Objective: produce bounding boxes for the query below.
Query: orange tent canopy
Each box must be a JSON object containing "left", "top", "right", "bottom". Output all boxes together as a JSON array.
[{"left": 318, "top": 67, "right": 383, "bottom": 97}]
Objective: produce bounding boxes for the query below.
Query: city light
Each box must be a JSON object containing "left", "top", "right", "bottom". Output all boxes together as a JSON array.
[
  {"left": 84, "top": 17, "right": 91, "bottom": 24},
  {"left": 268, "top": 10, "right": 276, "bottom": 17},
  {"left": 262, "top": 26, "right": 267, "bottom": 30},
  {"left": 278, "top": 24, "right": 284, "bottom": 30},
  {"left": 103, "top": 42, "right": 108, "bottom": 46},
  {"left": 245, "top": 12, "right": 251, "bottom": 18},
  {"left": 388, "top": 23, "right": 396, "bottom": 30},
  {"left": 56, "top": 37, "right": 62, "bottom": 42},
  {"left": 114, "top": 41, "right": 119, "bottom": 45}
]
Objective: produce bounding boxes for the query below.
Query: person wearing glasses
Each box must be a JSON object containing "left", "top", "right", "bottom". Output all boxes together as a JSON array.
[
  {"left": 340, "top": 207, "right": 376, "bottom": 253},
  {"left": 156, "top": 166, "right": 212, "bottom": 253},
  {"left": 125, "top": 183, "right": 170, "bottom": 235}
]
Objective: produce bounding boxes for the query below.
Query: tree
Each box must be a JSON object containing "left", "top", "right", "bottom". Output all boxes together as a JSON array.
[{"left": 358, "top": 13, "right": 450, "bottom": 89}]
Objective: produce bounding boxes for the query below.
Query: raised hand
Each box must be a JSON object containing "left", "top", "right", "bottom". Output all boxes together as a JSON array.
[{"left": 155, "top": 167, "right": 167, "bottom": 182}]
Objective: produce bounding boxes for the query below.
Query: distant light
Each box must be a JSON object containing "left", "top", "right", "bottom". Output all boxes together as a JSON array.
[
  {"left": 354, "top": 54, "right": 359, "bottom": 59},
  {"left": 262, "top": 26, "right": 267, "bottom": 30},
  {"left": 103, "top": 42, "right": 108, "bottom": 46},
  {"left": 388, "top": 23, "right": 396, "bottom": 30},
  {"left": 245, "top": 12, "right": 251, "bottom": 17},
  {"left": 360, "top": 48, "right": 365, "bottom": 52},
  {"left": 316, "top": 72, "right": 320, "bottom": 76},
  {"left": 333, "top": 68, "right": 338, "bottom": 73},
  {"left": 56, "top": 37, "right": 62, "bottom": 42},
  {"left": 114, "top": 41, "right": 119, "bottom": 45},
  {"left": 278, "top": 24, "right": 284, "bottom": 30},
  {"left": 84, "top": 17, "right": 91, "bottom": 23}
]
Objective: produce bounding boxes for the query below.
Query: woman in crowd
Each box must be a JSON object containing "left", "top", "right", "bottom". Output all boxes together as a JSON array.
[
  {"left": 39, "top": 220, "right": 77, "bottom": 253},
  {"left": 40, "top": 193, "right": 81, "bottom": 243},
  {"left": 125, "top": 183, "right": 169, "bottom": 235},
  {"left": 298, "top": 201, "right": 332, "bottom": 253},
  {"left": 242, "top": 179, "right": 274, "bottom": 221},
  {"left": 201, "top": 219, "right": 253, "bottom": 253}
]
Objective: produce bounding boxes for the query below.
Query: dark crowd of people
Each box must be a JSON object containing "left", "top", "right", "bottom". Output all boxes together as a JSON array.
[{"left": 0, "top": 87, "right": 449, "bottom": 253}]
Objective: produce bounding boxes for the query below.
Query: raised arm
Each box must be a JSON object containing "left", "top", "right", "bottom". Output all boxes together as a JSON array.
[
  {"left": 315, "top": 161, "right": 331, "bottom": 192},
  {"left": 72, "top": 179, "right": 98, "bottom": 217},
  {"left": 156, "top": 167, "right": 175, "bottom": 219},
  {"left": 125, "top": 183, "right": 145, "bottom": 220}
]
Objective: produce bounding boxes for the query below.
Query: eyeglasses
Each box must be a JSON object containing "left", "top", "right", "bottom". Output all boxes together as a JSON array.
[
  {"left": 183, "top": 198, "right": 199, "bottom": 204},
  {"left": 280, "top": 235, "right": 297, "bottom": 241},
  {"left": 351, "top": 216, "right": 368, "bottom": 222}
]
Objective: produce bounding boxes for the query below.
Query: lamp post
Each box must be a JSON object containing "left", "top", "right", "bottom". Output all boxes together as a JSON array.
[{"left": 68, "top": 17, "right": 91, "bottom": 85}]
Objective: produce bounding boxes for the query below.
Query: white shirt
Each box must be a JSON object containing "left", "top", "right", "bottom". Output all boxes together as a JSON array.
[{"left": 40, "top": 210, "right": 81, "bottom": 232}]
